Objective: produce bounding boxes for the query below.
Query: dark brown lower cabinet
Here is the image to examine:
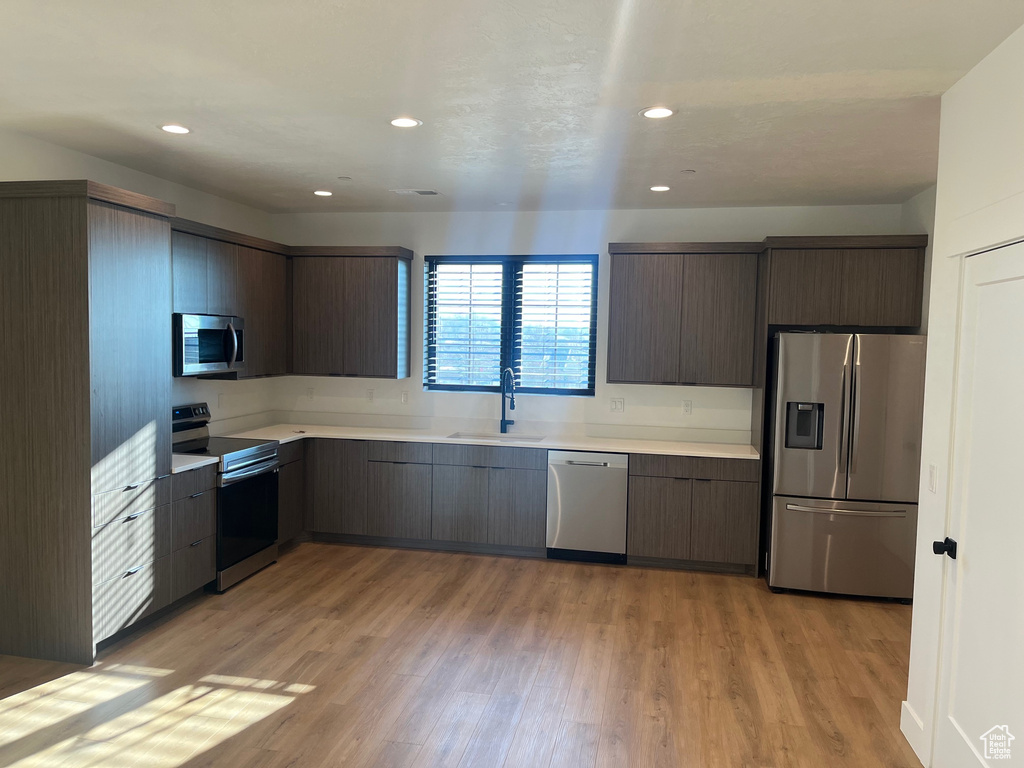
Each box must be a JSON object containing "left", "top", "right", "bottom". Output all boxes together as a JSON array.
[
  {"left": 366, "top": 460, "right": 432, "bottom": 539},
  {"left": 171, "top": 489, "right": 216, "bottom": 551},
  {"left": 431, "top": 465, "right": 489, "bottom": 543},
  {"left": 278, "top": 456, "right": 306, "bottom": 544},
  {"left": 308, "top": 439, "right": 367, "bottom": 534},
  {"left": 487, "top": 468, "right": 546, "bottom": 548},
  {"left": 627, "top": 477, "right": 693, "bottom": 560},
  {"left": 171, "top": 538, "right": 216, "bottom": 601},
  {"left": 690, "top": 480, "right": 758, "bottom": 565},
  {"left": 93, "top": 556, "right": 171, "bottom": 643}
]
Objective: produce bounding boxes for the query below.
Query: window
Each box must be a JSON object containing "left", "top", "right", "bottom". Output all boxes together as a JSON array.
[{"left": 425, "top": 255, "right": 598, "bottom": 395}]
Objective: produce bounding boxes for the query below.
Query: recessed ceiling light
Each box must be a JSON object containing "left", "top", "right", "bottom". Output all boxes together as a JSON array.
[
  {"left": 337, "top": 176, "right": 352, "bottom": 181},
  {"left": 390, "top": 117, "right": 423, "bottom": 128},
  {"left": 681, "top": 169, "right": 697, "bottom": 174},
  {"left": 313, "top": 190, "right": 333, "bottom": 197},
  {"left": 161, "top": 124, "right": 190, "bottom": 134},
  {"left": 640, "top": 107, "right": 673, "bottom": 119},
  {"left": 650, "top": 185, "right": 670, "bottom": 192}
]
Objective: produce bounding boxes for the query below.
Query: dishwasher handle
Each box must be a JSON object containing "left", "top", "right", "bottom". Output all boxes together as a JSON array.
[{"left": 565, "top": 460, "right": 610, "bottom": 467}]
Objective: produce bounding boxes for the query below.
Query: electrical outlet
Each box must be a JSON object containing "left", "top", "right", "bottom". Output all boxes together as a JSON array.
[
  {"left": 928, "top": 464, "right": 937, "bottom": 493},
  {"left": 305, "top": 388, "right": 314, "bottom": 400},
  {"left": 610, "top": 398, "right": 624, "bottom": 413},
  {"left": 366, "top": 389, "right": 375, "bottom": 402},
  {"left": 401, "top": 391, "right": 409, "bottom": 405},
  {"left": 682, "top": 400, "right": 693, "bottom": 415}
]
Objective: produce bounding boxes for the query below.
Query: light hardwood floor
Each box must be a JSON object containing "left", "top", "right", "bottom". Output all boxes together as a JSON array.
[{"left": 0, "top": 543, "right": 920, "bottom": 767}]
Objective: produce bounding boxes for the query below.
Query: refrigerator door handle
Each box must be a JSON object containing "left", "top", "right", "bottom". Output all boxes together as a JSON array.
[
  {"left": 850, "top": 359, "right": 861, "bottom": 474},
  {"left": 838, "top": 362, "right": 850, "bottom": 472},
  {"left": 785, "top": 503, "right": 908, "bottom": 519}
]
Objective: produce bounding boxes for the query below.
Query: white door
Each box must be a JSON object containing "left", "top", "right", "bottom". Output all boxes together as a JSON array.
[{"left": 933, "top": 244, "right": 1024, "bottom": 766}]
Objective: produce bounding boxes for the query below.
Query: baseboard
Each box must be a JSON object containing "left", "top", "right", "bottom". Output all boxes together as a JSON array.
[
  {"left": 900, "top": 700, "right": 930, "bottom": 767},
  {"left": 310, "top": 532, "right": 547, "bottom": 559},
  {"left": 626, "top": 555, "right": 754, "bottom": 576}
]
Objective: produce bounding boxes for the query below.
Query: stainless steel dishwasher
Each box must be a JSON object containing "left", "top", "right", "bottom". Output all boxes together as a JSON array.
[{"left": 546, "top": 451, "right": 628, "bottom": 564}]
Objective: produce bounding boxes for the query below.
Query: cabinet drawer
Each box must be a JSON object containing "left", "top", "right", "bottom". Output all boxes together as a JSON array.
[
  {"left": 277, "top": 440, "right": 305, "bottom": 466},
  {"left": 366, "top": 440, "right": 433, "bottom": 464},
  {"left": 171, "top": 464, "right": 218, "bottom": 501},
  {"left": 92, "top": 504, "right": 171, "bottom": 585},
  {"left": 171, "top": 489, "right": 217, "bottom": 551},
  {"left": 92, "top": 476, "right": 171, "bottom": 528},
  {"left": 93, "top": 555, "right": 171, "bottom": 643},
  {"left": 628, "top": 454, "right": 759, "bottom": 482},
  {"left": 431, "top": 443, "right": 546, "bottom": 470},
  {"left": 171, "top": 537, "right": 216, "bottom": 601}
]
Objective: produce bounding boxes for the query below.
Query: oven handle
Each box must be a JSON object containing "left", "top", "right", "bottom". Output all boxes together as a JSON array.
[{"left": 220, "top": 458, "right": 279, "bottom": 487}]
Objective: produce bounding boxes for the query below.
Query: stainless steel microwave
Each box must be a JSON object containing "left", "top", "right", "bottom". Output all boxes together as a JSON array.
[{"left": 173, "top": 313, "right": 245, "bottom": 377}]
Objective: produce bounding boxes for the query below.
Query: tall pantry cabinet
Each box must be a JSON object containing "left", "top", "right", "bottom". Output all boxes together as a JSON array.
[{"left": 0, "top": 181, "right": 173, "bottom": 664}]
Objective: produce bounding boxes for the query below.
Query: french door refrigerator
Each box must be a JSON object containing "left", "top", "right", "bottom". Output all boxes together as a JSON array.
[{"left": 768, "top": 332, "right": 926, "bottom": 599}]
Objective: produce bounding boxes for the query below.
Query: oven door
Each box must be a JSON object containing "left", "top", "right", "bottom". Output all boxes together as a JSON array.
[
  {"left": 173, "top": 313, "right": 245, "bottom": 376},
  {"left": 217, "top": 465, "right": 278, "bottom": 574}
]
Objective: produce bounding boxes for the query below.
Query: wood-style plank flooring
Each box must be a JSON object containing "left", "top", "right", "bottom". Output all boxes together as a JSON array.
[{"left": 0, "top": 543, "right": 921, "bottom": 767}]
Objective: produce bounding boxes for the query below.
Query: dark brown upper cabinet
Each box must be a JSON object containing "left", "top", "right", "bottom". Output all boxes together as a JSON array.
[
  {"left": 766, "top": 237, "right": 926, "bottom": 327},
  {"left": 607, "top": 244, "right": 760, "bottom": 387},
  {"left": 237, "top": 246, "right": 289, "bottom": 377},
  {"left": 291, "top": 249, "right": 412, "bottom": 378},
  {"left": 171, "top": 231, "right": 239, "bottom": 317}
]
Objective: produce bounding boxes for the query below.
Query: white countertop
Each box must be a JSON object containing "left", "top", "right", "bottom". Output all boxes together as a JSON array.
[
  {"left": 171, "top": 453, "right": 219, "bottom": 474},
  {"left": 226, "top": 423, "right": 760, "bottom": 460}
]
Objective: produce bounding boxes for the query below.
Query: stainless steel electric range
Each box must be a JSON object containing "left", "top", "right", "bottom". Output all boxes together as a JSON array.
[{"left": 172, "top": 403, "right": 280, "bottom": 591}]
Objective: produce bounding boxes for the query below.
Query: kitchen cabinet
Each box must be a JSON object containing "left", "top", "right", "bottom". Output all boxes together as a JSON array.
[
  {"left": 607, "top": 245, "right": 759, "bottom": 386},
  {"left": 206, "top": 239, "right": 239, "bottom": 316},
  {"left": 486, "top": 467, "right": 546, "bottom": 548},
  {"left": 627, "top": 476, "right": 693, "bottom": 561},
  {"left": 277, "top": 442, "right": 306, "bottom": 544},
  {"left": 167, "top": 464, "right": 218, "bottom": 605},
  {"left": 171, "top": 230, "right": 239, "bottom": 316},
  {"left": 307, "top": 439, "right": 368, "bottom": 535},
  {"left": 689, "top": 479, "right": 759, "bottom": 565},
  {"left": 238, "top": 245, "right": 289, "bottom": 377},
  {"left": 292, "top": 251, "right": 412, "bottom": 378},
  {"left": 431, "top": 464, "right": 489, "bottom": 543},
  {"left": 767, "top": 244, "right": 924, "bottom": 327},
  {"left": 366, "top": 460, "right": 432, "bottom": 539},
  {"left": 627, "top": 453, "right": 760, "bottom": 571}
]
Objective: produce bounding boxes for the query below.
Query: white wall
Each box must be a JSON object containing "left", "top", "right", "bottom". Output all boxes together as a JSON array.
[
  {"left": 0, "top": 128, "right": 272, "bottom": 237},
  {"left": 255, "top": 204, "right": 908, "bottom": 440},
  {"left": 901, "top": 185, "right": 937, "bottom": 332},
  {"left": 900, "top": 22, "right": 1024, "bottom": 766}
]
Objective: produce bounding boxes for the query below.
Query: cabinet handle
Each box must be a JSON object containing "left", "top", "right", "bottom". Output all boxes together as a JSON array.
[
  {"left": 189, "top": 492, "right": 204, "bottom": 499},
  {"left": 190, "top": 540, "right": 203, "bottom": 548},
  {"left": 123, "top": 484, "right": 139, "bottom": 492},
  {"left": 123, "top": 566, "right": 143, "bottom": 577},
  {"left": 124, "top": 514, "right": 140, "bottom": 522}
]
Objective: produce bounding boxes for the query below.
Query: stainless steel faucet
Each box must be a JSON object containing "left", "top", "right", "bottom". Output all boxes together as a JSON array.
[{"left": 500, "top": 367, "right": 516, "bottom": 433}]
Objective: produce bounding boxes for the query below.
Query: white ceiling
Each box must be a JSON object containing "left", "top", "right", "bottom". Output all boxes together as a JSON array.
[{"left": 1, "top": 0, "right": 1022, "bottom": 213}]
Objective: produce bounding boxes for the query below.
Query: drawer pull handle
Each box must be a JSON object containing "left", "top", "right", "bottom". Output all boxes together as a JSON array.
[
  {"left": 124, "top": 514, "right": 140, "bottom": 522},
  {"left": 189, "top": 492, "right": 204, "bottom": 499},
  {"left": 123, "top": 566, "right": 143, "bottom": 577},
  {"left": 190, "top": 540, "right": 202, "bottom": 548},
  {"left": 123, "top": 484, "right": 139, "bottom": 492}
]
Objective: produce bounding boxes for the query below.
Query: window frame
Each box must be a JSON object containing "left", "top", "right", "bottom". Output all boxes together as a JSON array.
[{"left": 424, "top": 254, "right": 598, "bottom": 396}]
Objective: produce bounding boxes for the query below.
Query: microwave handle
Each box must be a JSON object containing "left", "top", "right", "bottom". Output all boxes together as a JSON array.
[{"left": 225, "top": 321, "right": 239, "bottom": 368}]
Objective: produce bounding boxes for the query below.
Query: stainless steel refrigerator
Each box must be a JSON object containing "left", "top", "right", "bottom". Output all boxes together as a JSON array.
[{"left": 768, "top": 332, "right": 926, "bottom": 599}]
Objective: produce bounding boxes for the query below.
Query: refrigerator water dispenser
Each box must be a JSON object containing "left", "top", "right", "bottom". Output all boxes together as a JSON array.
[{"left": 785, "top": 402, "right": 823, "bottom": 449}]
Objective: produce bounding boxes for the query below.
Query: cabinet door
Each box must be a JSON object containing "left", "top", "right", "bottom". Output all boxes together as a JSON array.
[
  {"left": 237, "top": 247, "right": 289, "bottom": 377},
  {"left": 689, "top": 480, "right": 758, "bottom": 565},
  {"left": 607, "top": 253, "right": 683, "bottom": 383},
  {"left": 292, "top": 258, "right": 345, "bottom": 375},
  {"left": 431, "top": 465, "right": 489, "bottom": 543},
  {"left": 839, "top": 248, "right": 923, "bottom": 327},
  {"left": 679, "top": 253, "right": 757, "bottom": 385},
  {"left": 341, "top": 258, "right": 398, "bottom": 377},
  {"left": 487, "top": 468, "right": 546, "bottom": 548},
  {"left": 308, "top": 439, "right": 367, "bottom": 534},
  {"left": 278, "top": 459, "right": 305, "bottom": 544},
  {"left": 206, "top": 239, "right": 238, "bottom": 316},
  {"left": 170, "top": 538, "right": 215, "bottom": 602},
  {"left": 88, "top": 201, "right": 172, "bottom": 492},
  {"left": 627, "top": 476, "right": 692, "bottom": 560},
  {"left": 768, "top": 249, "right": 842, "bottom": 325},
  {"left": 366, "top": 461, "right": 432, "bottom": 539},
  {"left": 171, "top": 231, "right": 208, "bottom": 313}
]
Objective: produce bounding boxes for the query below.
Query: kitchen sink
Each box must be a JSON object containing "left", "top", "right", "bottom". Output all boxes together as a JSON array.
[{"left": 447, "top": 432, "right": 546, "bottom": 443}]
